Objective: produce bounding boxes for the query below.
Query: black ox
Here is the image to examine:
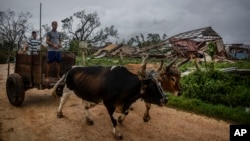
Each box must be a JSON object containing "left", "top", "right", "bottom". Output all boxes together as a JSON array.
[{"left": 51, "top": 56, "right": 168, "bottom": 140}]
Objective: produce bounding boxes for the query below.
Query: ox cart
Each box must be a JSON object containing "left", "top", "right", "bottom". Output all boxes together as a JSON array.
[{"left": 6, "top": 51, "right": 76, "bottom": 106}]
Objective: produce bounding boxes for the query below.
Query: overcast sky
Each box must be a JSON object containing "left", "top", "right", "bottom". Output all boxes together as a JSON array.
[{"left": 1, "top": 0, "right": 250, "bottom": 44}]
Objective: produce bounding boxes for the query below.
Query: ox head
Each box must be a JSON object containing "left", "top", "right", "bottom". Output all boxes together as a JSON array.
[
  {"left": 155, "top": 57, "right": 190, "bottom": 96},
  {"left": 138, "top": 54, "right": 168, "bottom": 106}
]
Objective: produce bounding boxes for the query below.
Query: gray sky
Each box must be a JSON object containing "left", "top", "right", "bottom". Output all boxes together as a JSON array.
[{"left": 1, "top": 0, "right": 250, "bottom": 44}]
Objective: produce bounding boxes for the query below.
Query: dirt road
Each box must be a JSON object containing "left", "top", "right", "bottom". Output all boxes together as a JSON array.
[{"left": 0, "top": 64, "right": 230, "bottom": 141}]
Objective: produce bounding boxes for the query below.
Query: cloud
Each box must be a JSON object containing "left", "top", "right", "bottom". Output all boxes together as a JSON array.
[{"left": 1, "top": 0, "right": 250, "bottom": 44}]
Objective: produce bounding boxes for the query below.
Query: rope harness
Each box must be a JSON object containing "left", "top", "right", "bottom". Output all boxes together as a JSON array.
[{"left": 143, "top": 70, "right": 167, "bottom": 99}]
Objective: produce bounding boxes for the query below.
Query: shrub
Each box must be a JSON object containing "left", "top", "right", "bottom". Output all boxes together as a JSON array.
[{"left": 181, "top": 70, "right": 250, "bottom": 107}]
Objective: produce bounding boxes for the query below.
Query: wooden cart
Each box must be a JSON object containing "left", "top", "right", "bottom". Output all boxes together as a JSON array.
[{"left": 6, "top": 51, "right": 75, "bottom": 106}]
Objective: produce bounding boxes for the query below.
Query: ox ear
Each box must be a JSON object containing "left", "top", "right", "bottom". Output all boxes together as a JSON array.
[
  {"left": 177, "top": 57, "right": 190, "bottom": 67},
  {"left": 166, "top": 57, "right": 177, "bottom": 70},
  {"left": 138, "top": 54, "right": 149, "bottom": 80}
]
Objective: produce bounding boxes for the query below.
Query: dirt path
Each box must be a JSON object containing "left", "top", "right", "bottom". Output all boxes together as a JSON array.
[{"left": 0, "top": 64, "right": 230, "bottom": 141}]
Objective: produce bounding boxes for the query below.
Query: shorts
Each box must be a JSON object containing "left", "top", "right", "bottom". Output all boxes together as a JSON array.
[{"left": 47, "top": 51, "right": 61, "bottom": 64}]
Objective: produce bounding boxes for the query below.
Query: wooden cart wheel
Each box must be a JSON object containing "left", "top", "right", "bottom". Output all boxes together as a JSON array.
[{"left": 6, "top": 73, "right": 25, "bottom": 106}]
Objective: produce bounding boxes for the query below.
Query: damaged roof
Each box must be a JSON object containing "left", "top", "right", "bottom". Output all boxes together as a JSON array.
[
  {"left": 94, "top": 44, "right": 137, "bottom": 58},
  {"left": 93, "top": 26, "right": 229, "bottom": 58},
  {"left": 168, "top": 26, "right": 222, "bottom": 42},
  {"left": 93, "top": 44, "right": 120, "bottom": 56},
  {"left": 165, "top": 26, "right": 225, "bottom": 57}
]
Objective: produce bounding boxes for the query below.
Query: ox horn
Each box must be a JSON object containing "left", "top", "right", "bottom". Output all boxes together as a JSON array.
[
  {"left": 177, "top": 57, "right": 190, "bottom": 67},
  {"left": 138, "top": 54, "right": 149, "bottom": 80},
  {"left": 166, "top": 57, "right": 177, "bottom": 70},
  {"left": 156, "top": 60, "right": 164, "bottom": 72}
]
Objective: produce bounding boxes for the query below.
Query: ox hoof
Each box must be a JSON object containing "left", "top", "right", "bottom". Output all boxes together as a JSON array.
[
  {"left": 114, "top": 134, "right": 123, "bottom": 140},
  {"left": 57, "top": 112, "right": 64, "bottom": 118},
  {"left": 86, "top": 118, "right": 94, "bottom": 125},
  {"left": 143, "top": 116, "right": 151, "bottom": 122}
]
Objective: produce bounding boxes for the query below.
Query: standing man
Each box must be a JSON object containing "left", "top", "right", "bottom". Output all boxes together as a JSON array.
[
  {"left": 46, "top": 21, "right": 62, "bottom": 80},
  {"left": 22, "top": 31, "right": 41, "bottom": 55}
]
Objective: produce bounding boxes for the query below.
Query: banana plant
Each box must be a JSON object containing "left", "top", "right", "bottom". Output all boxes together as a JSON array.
[{"left": 207, "top": 41, "right": 217, "bottom": 71}]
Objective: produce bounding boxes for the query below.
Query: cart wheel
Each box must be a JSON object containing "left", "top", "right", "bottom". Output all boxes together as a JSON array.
[{"left": 6, "top": 73, "right": 25, "bottom": 106}]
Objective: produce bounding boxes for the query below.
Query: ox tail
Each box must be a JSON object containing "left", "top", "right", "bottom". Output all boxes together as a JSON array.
[{"left": 51, "top": 74, "right": 66, "bottom": 98}]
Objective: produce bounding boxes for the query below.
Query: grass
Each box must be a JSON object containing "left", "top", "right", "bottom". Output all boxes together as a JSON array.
[{"left": 167, "top": 94, "right": 250, "bottom": 124}]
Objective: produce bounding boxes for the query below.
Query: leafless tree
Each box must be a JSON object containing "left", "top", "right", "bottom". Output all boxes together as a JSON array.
[
  {"left": 0, "top": 9, "right": 32, "bottom": 50},
  {"left": 61, "top": 10, "right": 118, "bottom": 47}
]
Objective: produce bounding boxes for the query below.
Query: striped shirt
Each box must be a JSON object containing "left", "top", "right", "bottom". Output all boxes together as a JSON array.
[{"left": 27, "top": 39, "right": 41, "bottom": 55}]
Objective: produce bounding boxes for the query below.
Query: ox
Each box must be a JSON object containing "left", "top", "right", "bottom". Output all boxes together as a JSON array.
[
  {"left": 51, "top": 56, "right": 167, "bottom": 140},
  {"left": 125, "top": 57, "right": 190, "bottom": 122}
]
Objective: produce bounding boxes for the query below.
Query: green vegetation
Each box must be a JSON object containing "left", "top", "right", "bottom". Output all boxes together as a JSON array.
[
  {"left": 0, "top": 41, "right": 16, "bottom": 64},
  {"left": 167, "top": 94, "right": 250, "bottom": 124},
  {"left": 177, "top": 60, "right": 250, "bottom": 124},
  {"left": 181, "top": 71, "right": 250, "bottom": 107}
]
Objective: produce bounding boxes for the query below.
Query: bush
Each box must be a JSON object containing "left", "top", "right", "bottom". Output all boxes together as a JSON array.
[
  {"left": 0, "top": 51, "right": 7, "bottom": 63},
  {"left": 181, "top": 70, "right": 250, "bottom": 107}
]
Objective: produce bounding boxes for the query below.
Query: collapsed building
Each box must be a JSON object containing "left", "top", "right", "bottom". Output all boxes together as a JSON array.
[
  {"left": 166, "top": 27, "right": 226, "bottom": 59},
  {"left": 93, "top": 26, "right": 249, "bottom": 61},
  {"left": 93, "top": 43, "right": 137, "bottom": 58}
]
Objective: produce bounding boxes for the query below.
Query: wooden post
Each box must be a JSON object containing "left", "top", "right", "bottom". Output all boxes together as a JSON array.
[
  {"left": 39, "top": 3, "right": 43, "bottom": 89},
  {"left": 82, "top": 50, "right": 86, "bottom": 66},
  {"left": 79, "top": 41, "right": 87, "bottom": 66},
  {"left": 119, "top": 49, "right": 123, "bottom": 65}
]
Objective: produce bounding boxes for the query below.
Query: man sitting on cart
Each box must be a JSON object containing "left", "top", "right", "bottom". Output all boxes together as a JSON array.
[
  {"left": 45, "top": 21, "right": 62, "bottom": 81},
  {"left": 21, "top": 31, "right": 41, "bottom": 55}
]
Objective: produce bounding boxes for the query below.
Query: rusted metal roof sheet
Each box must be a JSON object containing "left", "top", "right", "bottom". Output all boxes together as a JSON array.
[
  {"left": 164, "top": 26, "right": 226, "bottom": 57},
  {"left": 171, "top": 39, "right": 198, "bottom": 52},
  {"left": 94, "top": 44, "right": 119, "bottom": 56},
  {"left": 168, "top": 26, "right": 222, "bottom": 42},
  {"left": 111, "top": 45, "right": 136, "bottom": 56}
]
